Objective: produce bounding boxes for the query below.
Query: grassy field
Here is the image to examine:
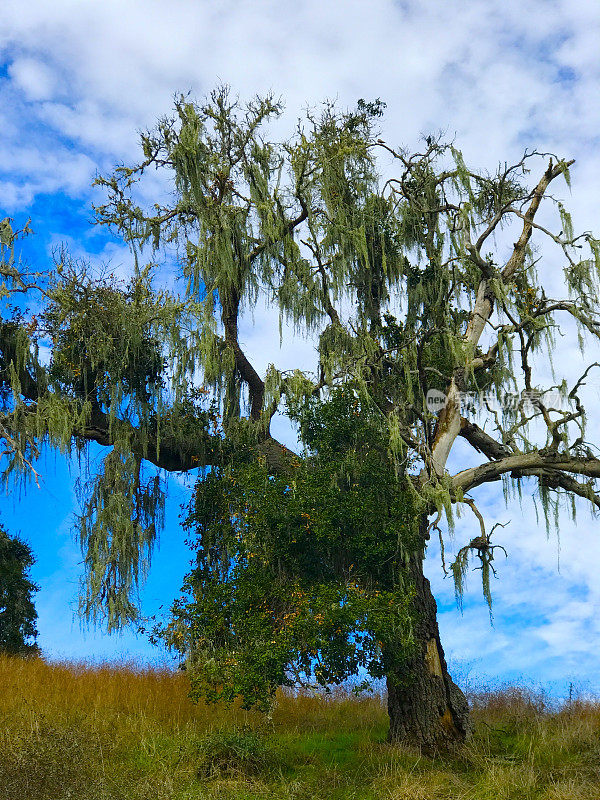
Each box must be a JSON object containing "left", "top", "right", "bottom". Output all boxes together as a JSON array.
[{"left": 0, "top": 654, "right": 598, "bottom": 799}]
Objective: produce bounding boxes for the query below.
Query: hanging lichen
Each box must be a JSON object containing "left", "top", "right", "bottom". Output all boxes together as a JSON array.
[{"left": 2, "top": 88, "right": 600, "bottom": 636}]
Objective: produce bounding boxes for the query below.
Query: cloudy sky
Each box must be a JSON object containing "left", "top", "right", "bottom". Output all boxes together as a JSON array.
[{"left": 1, "top": 0, "right": 599, "bottom": 696}]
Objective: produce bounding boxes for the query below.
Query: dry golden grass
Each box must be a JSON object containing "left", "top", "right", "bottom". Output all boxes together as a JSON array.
[{"left": 1, "top": 653, "right": 598, "bottom": 800}]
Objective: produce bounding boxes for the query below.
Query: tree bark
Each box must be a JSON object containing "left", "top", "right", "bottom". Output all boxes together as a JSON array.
[{"left": 385, "top": 537, "right": 471, "bottom": 751}]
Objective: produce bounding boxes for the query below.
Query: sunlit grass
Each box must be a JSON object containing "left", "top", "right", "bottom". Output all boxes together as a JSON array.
[{"left": 1, "top": 653, "right": 598, "bottom": 799}]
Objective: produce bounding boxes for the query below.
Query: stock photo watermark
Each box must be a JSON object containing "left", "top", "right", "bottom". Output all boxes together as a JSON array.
[{"left": 426, "top": 388, "right": 568, "bottom": 414}]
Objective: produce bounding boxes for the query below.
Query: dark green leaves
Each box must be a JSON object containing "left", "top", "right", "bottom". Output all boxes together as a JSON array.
[
  {"left": 163, "top": 390, "right": 420, "bottom": 709},
  {"left": 0, "top": 524, "right": 39, "bottom": 655}
]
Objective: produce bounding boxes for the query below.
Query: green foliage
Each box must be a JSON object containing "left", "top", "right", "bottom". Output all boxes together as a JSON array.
[
  {"left": 195, "top": 726, "right": 284, "bottom": 779},
  {"left": 93, "top": 88, "right": 393, "bottom": 424},
  {"left": 77, "top": 447, "right": 165, "bottom": 632},
  {"left": 45, "top": 265, "right": 166, "bottom": 409},
  {"left": 0, "top": 216, "right": 35, "bottom": 297},
  {"left": 163, "top": 389, "right": 421, "bottom": 710},
  {"left": 0, "top": 523, "right": 39, "bottom": 655},
  {"left": 3, "top": 87, "right": 600, "bottom": 641}
]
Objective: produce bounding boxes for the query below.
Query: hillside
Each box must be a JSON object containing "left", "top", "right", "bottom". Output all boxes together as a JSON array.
[{"left": 0, "top": 655, "right": 598, "bottom": 799}]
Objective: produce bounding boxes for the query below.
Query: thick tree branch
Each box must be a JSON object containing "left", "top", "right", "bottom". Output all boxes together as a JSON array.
[
  {"left": 248, "top": 201, "right": 308, "bottom": 263},
  {"left": 535, "top": 471, "right": 600, "bottom": 510},
  {"left": 221, "top": 286, "right": 265, "bottom": 421},
  {"left": 1, "top": 398, "right": 295, "bottom": 478},
  {"left": 502, "top": 159, "right": 574, "bottom": 281},
  {"left": 452, "top": 451, "right": 600, "bottom": 494},
  {"left": 430, "top": 160, "right": 571, "bottom": 477},
  {"left": 82, "top": 406, "right": 214, "bottom": 472},
  {"left": 458, "top": 418, "right": 514, "bottom": 460}
]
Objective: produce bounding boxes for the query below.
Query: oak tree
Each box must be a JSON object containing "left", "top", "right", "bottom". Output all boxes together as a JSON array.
[{"left": 2, "top": 89, "right": 600, "bottom": 748}]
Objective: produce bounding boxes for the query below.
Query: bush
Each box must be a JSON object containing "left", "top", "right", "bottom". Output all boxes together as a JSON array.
[{"left": 195, "top": 726, "right": 283, "bottom": 779}]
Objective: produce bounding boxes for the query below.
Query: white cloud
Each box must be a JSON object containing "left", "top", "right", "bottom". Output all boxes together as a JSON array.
[
  {"left": 428, "top": 483, "right": 600, "bottom": 690},
  {"left": 9, "top": 57, "right": 56, "bottom": 101}
]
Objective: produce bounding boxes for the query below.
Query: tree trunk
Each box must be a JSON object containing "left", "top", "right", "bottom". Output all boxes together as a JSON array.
[{"left": 385, "top": 541, "right": 471, "bottom": 751}]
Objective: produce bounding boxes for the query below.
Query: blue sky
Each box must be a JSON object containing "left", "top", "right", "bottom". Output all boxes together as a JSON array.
[{"left": 1, "top": 0, "right": 600, "bottom": 697}]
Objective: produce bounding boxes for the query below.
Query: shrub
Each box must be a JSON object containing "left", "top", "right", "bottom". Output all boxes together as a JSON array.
[{"left": 195, "top": 726, "right": 283, "bottom": 779}]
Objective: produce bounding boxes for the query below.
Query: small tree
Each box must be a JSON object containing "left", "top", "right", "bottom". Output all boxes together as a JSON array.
[
  {"left": 2, "top": 88, "right": 600, "bottom": 748},
  {"left": 0, "top": 524, "right": 40, "bottom": 655},
  {"left": 165, "top": 388, "right": 420, "bottom": 711}
]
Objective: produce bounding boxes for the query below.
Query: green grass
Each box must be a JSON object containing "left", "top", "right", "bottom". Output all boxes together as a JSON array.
[{"left": 0, "top": 655, "right": 598, "bottom": 799}]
